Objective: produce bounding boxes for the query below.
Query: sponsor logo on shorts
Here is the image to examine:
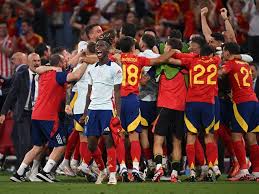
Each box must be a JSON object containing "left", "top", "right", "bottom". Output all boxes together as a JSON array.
[{"left": 56, "top": 134, "right": 63, "bottom": 145}]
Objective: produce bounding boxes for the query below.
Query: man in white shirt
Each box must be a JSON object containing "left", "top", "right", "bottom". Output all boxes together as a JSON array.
[
  {"left": 138, "top": 34, "right": 160, "bottom": 175},
  {"left": 81, "top": 37, "right": 122, "bottom": 185}
]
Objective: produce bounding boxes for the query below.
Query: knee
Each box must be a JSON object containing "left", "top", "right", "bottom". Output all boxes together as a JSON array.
[
  {"left": 104, "top": 135, "right": 114, "bottom": 149},
  {"left": 88, "top": 142, "right": 97, "bottom": 153}
]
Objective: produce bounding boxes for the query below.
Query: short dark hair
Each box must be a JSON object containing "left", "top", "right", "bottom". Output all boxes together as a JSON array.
[
  {"left": 211, "top": 32, "right": 225, "bottom": 43},
  {"left": 191, "top": 36, "right": 206, "bottom": 48},
  {"left": 141, "top": 34, "right": 156, "bottom": 49},
  {"left": 121, "top": 23, "right": 137, "bottom": 38},
  {"left": 52, "top": 46, "right": 66, "bottom": 55},
  {"left": 200, "top": 44, "right": 215, "bottom": 56},
  {"left": 50, "top": 54, "right": 62, "bottom": 67},
  {"left": 22, "top": 19, "right": 32, "bottom": 26},
  {"left": 223, "top": 42, "right": 240, "bottom": 54},
  {"left": 144, "top": 28, "right": 157, "bottom": 36},
  {"left": 170, "top": 29, "right": 182, "bottom": 40},
  {"left": 35, "top": 43, "right": 48, "bottom": 57},
  {"left": 119, "top": 36, "right": 135, "bottom": 53},
  {"left": 166, "top": 38, "right": 183, "bottom": 51},
  {"left": 85, "top": 23, "right": 100, "bottom": 36},
  {"left": 87, "top": 41, "right": 96, "bottom": 54}
]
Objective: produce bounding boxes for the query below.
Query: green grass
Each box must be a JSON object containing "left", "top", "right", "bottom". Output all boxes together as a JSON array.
[{"left": 0, "top": 173, "right": 258, "bottom": 194}]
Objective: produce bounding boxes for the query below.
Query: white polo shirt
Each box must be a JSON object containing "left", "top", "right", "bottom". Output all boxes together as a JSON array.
[
  {"left": 87, "top": 61, "right": 122, "bottom": 110},
  {"left": 138, "top": 49, "right": 160, "bottom": 102},
  {"left": 72, "top": 64, "right": 92, "bottom": 114}
]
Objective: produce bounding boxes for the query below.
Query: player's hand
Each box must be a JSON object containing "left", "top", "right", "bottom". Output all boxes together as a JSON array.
[
  {"left": 220, "top": 8, "right": 228, "bottom": 20},
  {"left": 79, "top": 114, "right": 88, "bottom": 124},
  {"left": 201, "top": 7, "right": 208, "bottom": 16},
  {"left": 0, "top": 115, "right": 6, "bottom": 124},
  {"left": 65, "top": 105, "right": 73, "bottom": 115}
]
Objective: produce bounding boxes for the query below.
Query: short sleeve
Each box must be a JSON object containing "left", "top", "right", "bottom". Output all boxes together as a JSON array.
[
  {"left": 87, "top": 70, "right": 93, "bottom": 85},
  {"left": 138, "top": 56, "right": 151, "bottom": 68},
  {"left": 113, "top": 64, "right": 123, "bottom": 85},
  {"left": 56, "top": 72, "right": 67, "bottom": 85}
]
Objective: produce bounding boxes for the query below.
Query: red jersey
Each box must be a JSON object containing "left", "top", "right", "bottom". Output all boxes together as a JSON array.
[
  {"left": 222, "top": 59, "right": 257, "bottom": 104},
  {"left": 120, "top": 53, "right": 151, "bottom": 97},
  {"left": 181, "top": 56, "right": 221, "bottom": 103},
  {"left": 157, "top": 72, "right": 187, "bottom": 111},
  {"left": 32, "top": 71, "right": 66, "bottom": 121}
]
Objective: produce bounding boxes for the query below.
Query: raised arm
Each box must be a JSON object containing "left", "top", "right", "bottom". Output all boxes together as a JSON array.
[
  {"left": 200, "top": 7, "right": 213, "bottom": 43},
  {"left": 35, "top": 66, "right": 61, "bottom": 74},
  {"left": 149, "top": 49, "right": 176, "bottom": 66},
  {"left": 220, "top": 8, "right": 237, "bottom": 43}
]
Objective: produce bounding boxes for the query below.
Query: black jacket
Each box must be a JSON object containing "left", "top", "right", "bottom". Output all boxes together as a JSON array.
[
  {"left": 1, "top": 65, "right": 30, "bottom": 121},
  {"left": 255, "top": 77, "right": 259, "bottom": 100}
]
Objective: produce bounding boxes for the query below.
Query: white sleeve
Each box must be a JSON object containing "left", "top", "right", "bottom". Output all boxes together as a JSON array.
[
  {"left": 240, "top": 54, "right": 253, "bottom": 63},
  {"left": 113, "top": 64, "right": 123, "bottom": 85},
  {"left": 87, "top": 71, "right": 93, "bottom": 85}
]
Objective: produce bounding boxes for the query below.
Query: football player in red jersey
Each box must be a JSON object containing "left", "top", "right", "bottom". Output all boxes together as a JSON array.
[
  {"left": 221, "top": 42, "right": 259, "bottom": 181},
  {"left": 170, "top": 44, "right": 221, "bottom": 182},
  {"left": 113, "top": 36, "right": 175, "bottom": 181}
]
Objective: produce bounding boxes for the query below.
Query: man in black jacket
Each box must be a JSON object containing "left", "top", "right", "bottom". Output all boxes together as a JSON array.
[{"left": 0, "top": 52, "right": 41, "bottom": 168}]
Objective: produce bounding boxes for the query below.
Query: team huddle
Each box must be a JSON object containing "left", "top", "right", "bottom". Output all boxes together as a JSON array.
[{"left": 6, "top": 7, "right": 259, "bottom": 185}]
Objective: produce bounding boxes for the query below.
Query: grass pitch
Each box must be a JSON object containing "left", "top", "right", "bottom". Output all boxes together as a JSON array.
[{"left": 0, "top": 173, "right": 258, "bottom": 194}]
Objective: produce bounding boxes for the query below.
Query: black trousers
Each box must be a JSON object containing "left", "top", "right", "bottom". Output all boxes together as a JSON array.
[{"left": 11, "top": 111, "right": 32, "bottom": 169}]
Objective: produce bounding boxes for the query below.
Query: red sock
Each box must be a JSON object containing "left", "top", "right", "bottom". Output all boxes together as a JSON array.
[
  {"left": 73, "top": 140, "right": 80, "bottom": 161},
  {"left": 107, "top": 146, "right": 117, "bottom": 172},
  {"left": 250, "top": 144, "right": 259, "bottom": 172},
  {"left": 218, "top": 125, "right": 236, "bottom": 157},
  {"left": 130, "top": 140, "right": 141, "bottom": 162},
  {"left": 80, "top": 142, "right": 92, "bottom": 165},
  {"left": 195, "top": 139, "right": 206, "bottom": 166},
  {"left": 116, "top": 138, "right": 125, "bottom": 164},
  {"left": 233, "top": 140, "right": 247, "bottom": 170},
  {"left": 64, "top": 130, "right": 79, "bottom": 159},
  {"left": 186, "top": 144, "right": 195, "bottom": 169},
  {"left": 92, "top": 147, "right": 105, "bottom": 171},
  {"left": 143, "top": 148, "right": 152, "bottom": 160},
  {"left": 205, "top": 142, "right": 218, "bottom": 167}
]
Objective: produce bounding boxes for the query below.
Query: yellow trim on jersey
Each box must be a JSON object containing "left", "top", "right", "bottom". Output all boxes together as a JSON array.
[
  {"left": 214, "top": 121, "right": 220, "bottom": 131},
  {"left": 251, "top": 126, "right": 259, "bottom": 133},
  {"left": 233, "top": 103, "right": 248, "bottom": 132},
  {"left": 184, "top": 114, "right": 198, "bottom": 134},
  {"left": 141, "top": 116, "right": 148, "bottom": 127},
  {"left": 70, "top": 92, "right": 78, "bottom": 109},
  {"left": 205, "top": 117, "right": 215, "bottom": 134},
  {"left": 74, "top": 120, "right": 84, "bottom": 132},
  {"left": 127, "top": 114, "right": 141, "bottom": 132}
]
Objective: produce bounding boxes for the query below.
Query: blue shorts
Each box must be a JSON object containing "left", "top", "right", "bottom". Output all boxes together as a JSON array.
[
  {"left": 184, "top": 102, "right": 215, "bottom": 134},
  {"left": 140, "top": 100, "right": 157, "bottom": 128},
  {"left": 219, "top": 98, "right": 232, "bottom": 127},
  {"left": 31, "top": 120, "right": 66, "bottom": 147},
  {"left": 84, "top": 110, "right": 112, "bottom": 137},
  {"left": 214, "top": 96, "right": 220, "bottom": 130},
  {"left": 120, "top": 94, "right": 141, "bottom": 133},
  {"left": 231, "top": 101, "right": 259, "bottom": 133}
]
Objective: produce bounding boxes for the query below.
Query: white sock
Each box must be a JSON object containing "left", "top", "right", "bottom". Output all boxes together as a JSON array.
[
  {"left": 31, "top": 160, "right": 40, "bottom": 175},
  {"left": 240, "top": 169, "right": 249, "bottom": 175},
  {"left": 120, "top": 163, "right": 127, "bottom": 170},
  {"left": 171, "top": 169, "right": 178, "bottom": 177},
  {"left": 61, "top": 158, "right": 69, "bottom": 167},
  {"left": 17, "top": 163, "right": 28, "bottom": 176},
  {"left": 80, "top": 162, "right": 89, "bottom": 173},
  {"left": 156, "top": 164, "right": 162, "bottom": 171},
  {"left": 133, "top": 161, "right": 139, "bottom": 171},
  {"left": 70, "top": 159, "right": 78, "bottom": 167},
  {"left": 0, "top": 153, "right": 4, "bottom": 160},
  {"left": 43, "top": 159, "right": 56, "bottom": 173}
]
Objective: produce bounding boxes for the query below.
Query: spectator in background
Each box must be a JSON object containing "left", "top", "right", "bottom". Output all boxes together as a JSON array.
[
  {"left": 35, "top": 43, "right": 51, "bottom": 66},
  {"left": 0, "top": 21, "right": 14, "bottom": 79},
  {"left": 251, "top": 63, "right": 259, "bottom": 99},
  {"left": 16, "top": 19, "right": 43, "bottom": 53},
  {"left": 0, "top": 2, "right": 17, "bottom": 37},
  {"left": 247, "top": 0, "right": 259, "bottom": 63}
]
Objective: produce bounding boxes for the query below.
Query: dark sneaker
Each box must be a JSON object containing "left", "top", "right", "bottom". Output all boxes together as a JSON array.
[
  {"left": 10, "top": 173, "right": 26, "bottom": 182},
  {"left": 132, "top": 169, "right": 144, "bottom": 182},
  {"left": 121, "top": 171, "right": 130, "bottom": 182},
  {"left": 36, "top": 170, "right": 54, "bottom": 183}
]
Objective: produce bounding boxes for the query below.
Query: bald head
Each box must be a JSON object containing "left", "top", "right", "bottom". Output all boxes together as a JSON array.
[
  {"left": 11, "top": 52, "right": 27, "bottom": 68},
  {"left": 28, "top": 53, "right": 41, "bottom": 72}
]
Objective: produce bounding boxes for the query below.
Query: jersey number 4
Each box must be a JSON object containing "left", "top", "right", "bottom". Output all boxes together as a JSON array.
[
  {"left": 122, "top": 64, "right": 139, "bottom": 86},
  {"left": 191, "top": 64, "right": 217, "bottom": 85}
]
